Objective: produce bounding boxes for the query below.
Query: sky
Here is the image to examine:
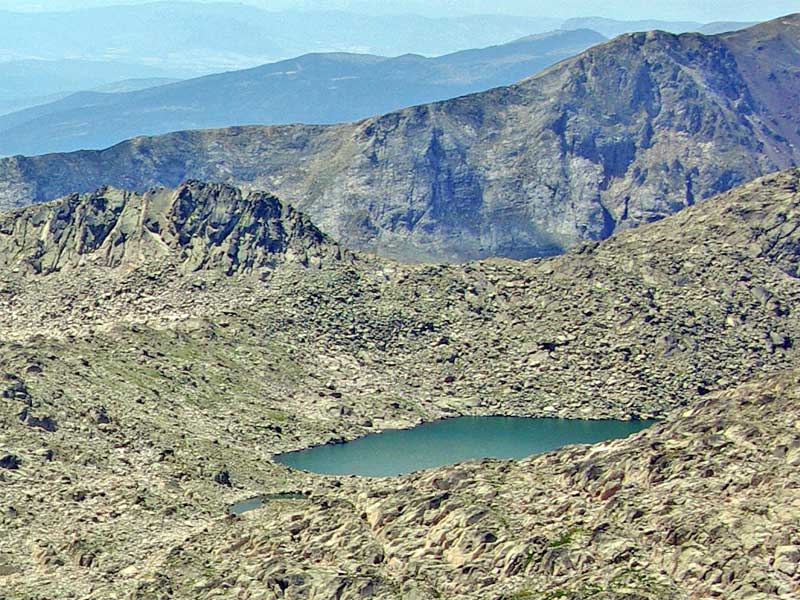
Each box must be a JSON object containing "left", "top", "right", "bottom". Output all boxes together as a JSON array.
[{"left": 0, "top": 0, "right": 796, "bottom": 22}]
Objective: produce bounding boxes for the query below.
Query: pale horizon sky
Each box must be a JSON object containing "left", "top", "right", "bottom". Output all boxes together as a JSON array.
[{"left": 0, "top": 0, "right": 796, "bottom": 22}]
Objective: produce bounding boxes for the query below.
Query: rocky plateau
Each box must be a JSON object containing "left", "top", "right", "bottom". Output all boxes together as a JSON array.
[{"left": 0, "top": 168, "right": 798, "bottom": 598}]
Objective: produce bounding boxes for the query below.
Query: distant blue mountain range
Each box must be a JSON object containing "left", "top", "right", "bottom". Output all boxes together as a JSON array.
[{"left": 0, "top": 28, "right": 606, "bottom": 155}]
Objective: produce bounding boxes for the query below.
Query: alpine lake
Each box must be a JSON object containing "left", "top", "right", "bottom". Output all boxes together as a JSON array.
[
  {"left": 274, "top": 416, "right": 657, "bottom": 478},
  {"left": 229, "top": 416, "right": 657, "bottom": 514}
]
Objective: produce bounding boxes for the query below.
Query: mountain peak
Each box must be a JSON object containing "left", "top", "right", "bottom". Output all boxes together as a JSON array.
[{"left": 0, "top": 181, "right": 341, "bottom": 276}]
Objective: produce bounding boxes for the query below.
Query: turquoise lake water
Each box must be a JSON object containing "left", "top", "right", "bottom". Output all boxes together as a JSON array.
[{"left": 273, "top": 416, "right": 657, "bottom": 477}]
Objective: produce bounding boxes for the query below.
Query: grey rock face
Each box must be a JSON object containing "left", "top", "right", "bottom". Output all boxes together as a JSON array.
[
  {"left": 0, "top": 17, "right": 798, "bottom": 263},
  {"left": 213, "top": 470, "right": 232, "bottom": 487},
  {"left": 17, "top": 410, "right": 57, "bottom": 433},
  {"left": 0, "top": 181, "right": 341, "bottom": 276}
]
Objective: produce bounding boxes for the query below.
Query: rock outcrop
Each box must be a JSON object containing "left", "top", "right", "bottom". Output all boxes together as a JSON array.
[
  {"left": 0, "top": 180, "right": 339, "bottom": 275},
  {"left": 0, "top": 16, "right": 798, "bottom": 262}
]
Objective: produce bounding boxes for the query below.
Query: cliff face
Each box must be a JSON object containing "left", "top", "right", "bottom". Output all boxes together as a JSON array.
[
  {"left": 0, "top": 16, "right": 798, "bottom": 262},
  {"left": 0, "top": 181, "right": 337, "bottom": 275}
]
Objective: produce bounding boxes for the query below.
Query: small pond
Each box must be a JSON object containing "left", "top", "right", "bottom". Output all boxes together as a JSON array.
[
  {"left": 274, "top": 416, "right": 657, "bottom": 477},
  {"left": 228, "top": 492, "right": 308, "bottom": 515}
]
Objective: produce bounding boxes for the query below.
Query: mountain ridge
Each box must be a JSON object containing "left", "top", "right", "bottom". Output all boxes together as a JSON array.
[
  {"left": 0, "top": 28, "right": 606, "bottom": 156},
  {"left": 0, "top": 2, "right": 570, "bottom": 71},
  {"left": 561, "top": 16, "right": 756, "bottom": 37},
  {"left": 0, "top": 15, "right": 798, "bottom": 263}
]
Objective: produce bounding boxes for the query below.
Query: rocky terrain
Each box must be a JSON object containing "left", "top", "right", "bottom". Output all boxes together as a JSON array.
[
  {"left": 0, "top": 181, "right": 339, "bottom": 276},
  {"left": 0, "top": 168, "right": 798, "bottom": 598},
  {"left": 0, "top": 15, "right": 798, "bottom": 262},
  {"left": 126, "top": 367, "right": 800, "bottom": 600}
]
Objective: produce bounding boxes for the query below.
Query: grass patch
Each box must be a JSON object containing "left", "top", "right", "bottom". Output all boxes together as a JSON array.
[
  {"left": 264, "top": 409, "right": 289, "bottom": 422},
  {"left": 608, "top": 568, "right": 675, "bottom": 595},
  {"left": 549, "top": 527, "right": 583, "bottom": 548}
]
